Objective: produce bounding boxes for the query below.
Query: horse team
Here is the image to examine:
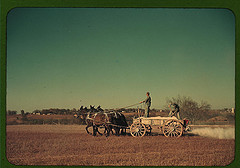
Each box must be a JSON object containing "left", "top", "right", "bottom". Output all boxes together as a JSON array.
[{"left": 74, "top": 105, "right": 128, "bottom": 137}]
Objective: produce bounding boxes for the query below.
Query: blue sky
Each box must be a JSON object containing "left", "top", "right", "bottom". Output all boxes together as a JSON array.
[{"left": 7, "top": 8, "right": 235, "bottom": 112}]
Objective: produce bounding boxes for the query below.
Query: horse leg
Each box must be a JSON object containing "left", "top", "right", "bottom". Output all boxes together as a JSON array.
[
  {"left": 115, "top": 127, "right": 120, "bottom": 136},
  {"left": 120, "top": 128, "right": 126, "bottom": 135},
  {"left": 93, "top": 125, "right": 97, "bottom": 136},
  {"left": 109, "top": 125, "right": 114, "bottom": 135},
  {"left": 85, "top": 126, "right": 89, "bottom": 134},
  {"left": 124, "top": 128, "right": 127, "bottom": 135},
  {"left": 103, "top": 125, "right": 113, "bottom": 135},
  {"left": 107, "top": 126, "right": 111, "bottom": 137},
  {"left": 85, "top": 120, "right": 94, "bottom": 135},
  {"left": 120, "top": 128, "right": 123, "bottom": 135},
  {"left": 86, "top": 125, "right": 93, "bottom": 135},
  {"left": 104, "top": 125, "right": 109, "bottom": 137},
  {"left": 104, "top": 125, "right": 110, "bottom": 137},
  {"left": 123, "top": 128, "right": 126, "bottom": 135},
  {"left": 96, "top": 126, "right": 103, "bottom": 136}
]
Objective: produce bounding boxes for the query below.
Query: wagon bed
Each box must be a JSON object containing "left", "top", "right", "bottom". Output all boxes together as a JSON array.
[
  {"left": 133, "top": 116, "right": 178, "bottom": 125},
  {"left": 130, "top": 116, "right": 190, "bottom": 138}
]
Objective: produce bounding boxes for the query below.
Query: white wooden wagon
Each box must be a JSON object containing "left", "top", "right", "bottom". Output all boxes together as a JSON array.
[{"left": 130, "top": 116, "right": 191, "bottom": 138}]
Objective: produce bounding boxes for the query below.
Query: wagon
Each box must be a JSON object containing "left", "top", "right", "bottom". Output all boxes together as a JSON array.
[
  {"left": 79, "top": 107, "right": 191, "bottom": 137},
  {"left": 130, "top": 116, "right": 191, "bottom": 138}
]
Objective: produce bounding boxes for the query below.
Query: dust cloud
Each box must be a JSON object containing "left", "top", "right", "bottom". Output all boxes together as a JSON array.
[{"left": 192, "top": 127, "right": 235, "bottom": 139}]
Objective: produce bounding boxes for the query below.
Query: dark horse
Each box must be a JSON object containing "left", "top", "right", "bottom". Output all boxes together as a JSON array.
[
  {"left": 74, "top": 105, "right": 128, "bottom": 136},
  {"left": 108, "top": 111, "right": 128, "bottom": 135}
]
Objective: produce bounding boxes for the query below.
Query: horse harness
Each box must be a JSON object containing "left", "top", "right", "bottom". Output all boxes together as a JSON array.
[
  {"left": 86, "top": 111, "right": 123, "bottom": 127},
  {"left": 86, "top": 111, "right": 110, "bottom": 125}
]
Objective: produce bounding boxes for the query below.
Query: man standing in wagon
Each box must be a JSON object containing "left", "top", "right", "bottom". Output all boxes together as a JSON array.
[{"left": 140, "top": 92, "right": 151, "bottom": 118}]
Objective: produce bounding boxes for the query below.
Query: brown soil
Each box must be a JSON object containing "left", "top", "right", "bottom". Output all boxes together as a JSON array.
[{"left": 6, "top": 125, "right": 235, "bottom": 166}]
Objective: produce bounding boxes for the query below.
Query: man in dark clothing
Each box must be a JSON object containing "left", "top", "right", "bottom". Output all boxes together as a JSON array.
[
  {"left": 140, "top": 92, "right": 151, "bottom": 117},
  {"left": 168, "top": 103, "right": 180, "bottom": 119}
]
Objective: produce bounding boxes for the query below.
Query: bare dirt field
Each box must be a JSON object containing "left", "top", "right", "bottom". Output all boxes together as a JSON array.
[{"left": 6, "top": 125, "right": 235, "bottom": 166}]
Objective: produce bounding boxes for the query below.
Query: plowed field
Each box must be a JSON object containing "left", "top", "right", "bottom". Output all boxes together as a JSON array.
[{"left": 6, "top": 125, "right": 235, "bottom": 166}]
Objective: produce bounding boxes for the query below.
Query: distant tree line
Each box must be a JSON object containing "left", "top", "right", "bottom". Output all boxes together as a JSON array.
[
  {"left": 13, "top": 107, "right": 152, "bottom": 116},
  {"left": 32, "top": 108, "right": 77, "bottom": 115},
  {"left": 7, "top": 110, "right": 17, "bottom": 115}
]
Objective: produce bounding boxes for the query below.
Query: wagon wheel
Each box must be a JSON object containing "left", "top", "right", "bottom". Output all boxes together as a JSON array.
[
  {"left": 162, "top": 119, "right": 183, "bottom": 138},
  {"left": 130, "top": 123, "right": 146, "bottom": 137},
  {"left": 145, "top": 125, "right": 152, "bottom": 135}
]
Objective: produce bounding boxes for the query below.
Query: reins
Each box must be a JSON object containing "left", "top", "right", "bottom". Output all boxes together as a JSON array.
[{"left": 114, "top": 102, "right": 142, "bottom": 111}]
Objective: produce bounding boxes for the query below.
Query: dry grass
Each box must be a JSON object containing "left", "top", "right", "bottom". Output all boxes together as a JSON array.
[{"left": 6, "top": 125, "right": 235, "bottom": 166}]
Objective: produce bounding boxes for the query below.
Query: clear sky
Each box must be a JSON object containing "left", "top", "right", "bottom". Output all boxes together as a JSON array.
[{"left": 7, "top": 8, "right": 235, "bottom": 112}]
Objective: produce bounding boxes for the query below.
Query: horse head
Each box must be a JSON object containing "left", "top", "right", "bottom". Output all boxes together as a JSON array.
[
  {"left": 79, "top": 106, "right": 84, "bottom": 111},
  {"left": 84, "top": 106, "right": 88, "bottom": 111},
  {"left": 90, "top": 105, "right": 99, "bottom": 112},
  {"left": 97, "top": 105, "right": 104, "bottom": 112},
  {"left": 73, "top": 111, "right": 88, "bottom": 120}
]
